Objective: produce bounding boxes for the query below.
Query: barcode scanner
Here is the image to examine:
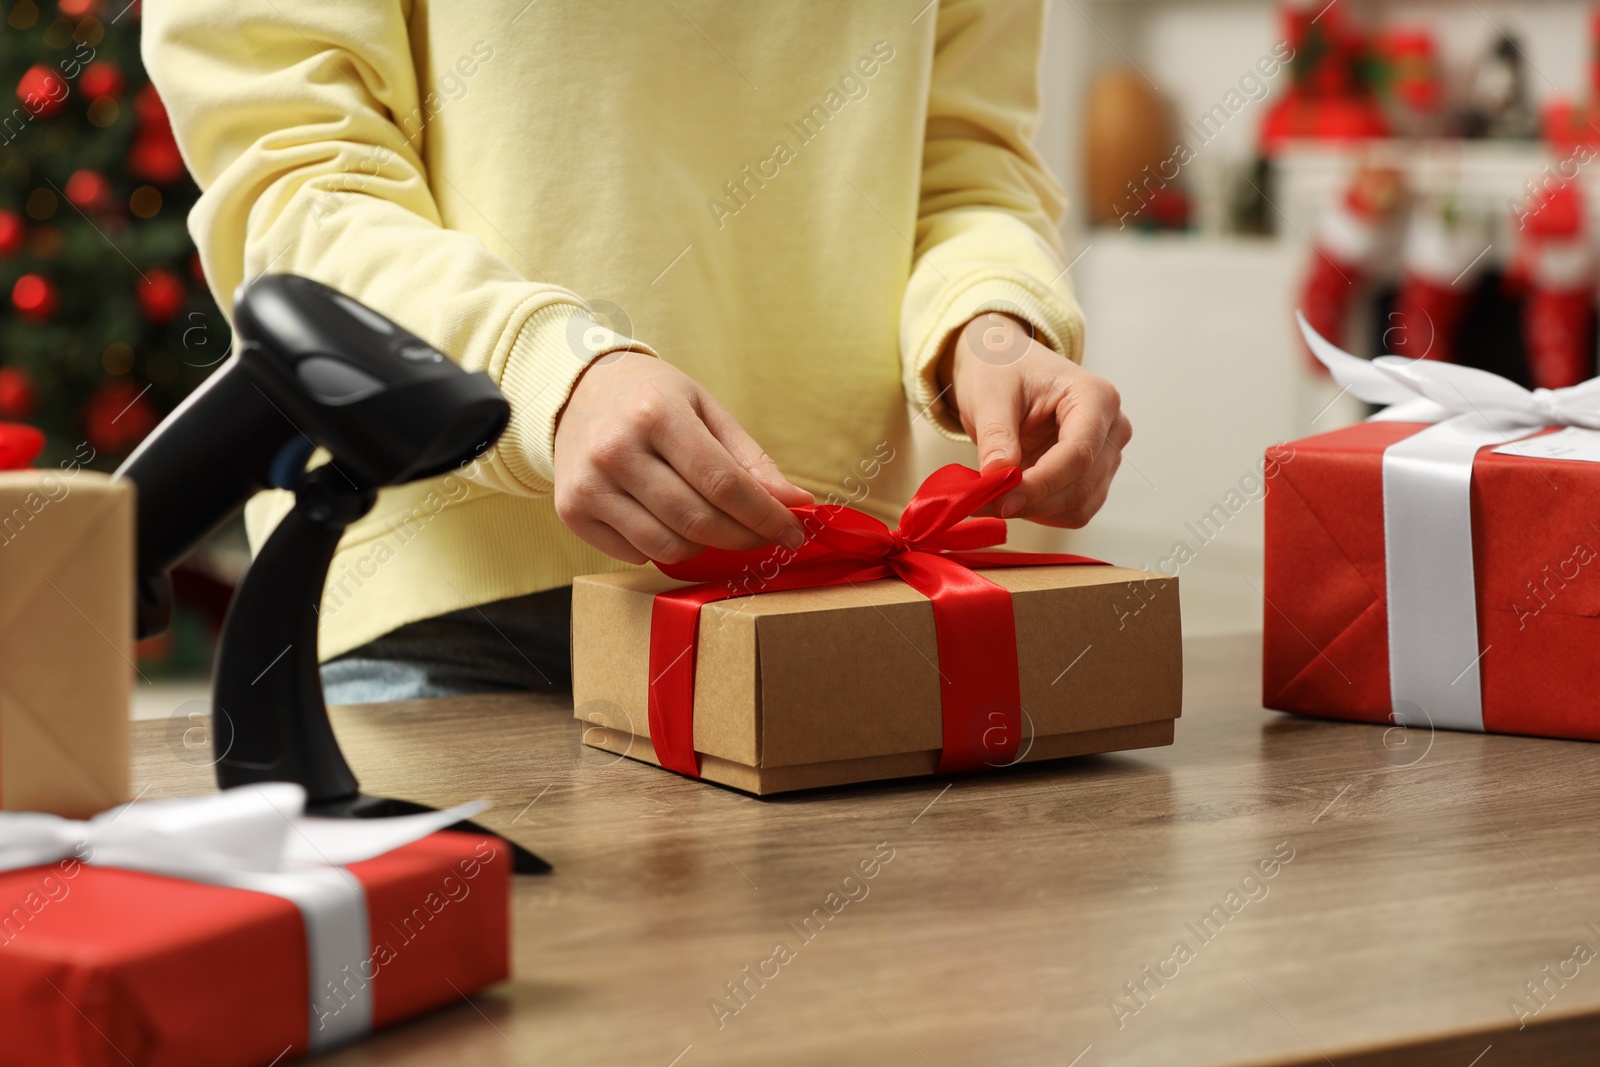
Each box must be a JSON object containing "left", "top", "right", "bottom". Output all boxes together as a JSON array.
[
  {"left": 116, "top": 275, "right": 547, "bottom": 873},
  {"left": 120, "top": 274, "right": 509, "bottom": 634}
]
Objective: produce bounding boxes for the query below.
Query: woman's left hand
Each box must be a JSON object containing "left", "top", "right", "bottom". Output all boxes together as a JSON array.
[{"left": 939, "top": 312, "right": 1132, "bottom": 529}]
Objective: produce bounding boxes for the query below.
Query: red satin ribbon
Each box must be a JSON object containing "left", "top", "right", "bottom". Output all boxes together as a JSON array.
[{"left": 646, "top": 464, "right": 1107, "bottom": 778}]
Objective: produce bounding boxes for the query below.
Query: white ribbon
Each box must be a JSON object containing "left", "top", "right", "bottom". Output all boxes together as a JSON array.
[
  {"left": 1297, "top": 312, "right": 1600, "bottom": 732},
  {"left": 0, "top": 784, "right": 485, "bottom": 1052}
]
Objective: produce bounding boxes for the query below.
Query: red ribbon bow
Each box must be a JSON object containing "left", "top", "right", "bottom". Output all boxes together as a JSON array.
[{"left": 647, "top": 464, "right": 1106, "bottom": 778}]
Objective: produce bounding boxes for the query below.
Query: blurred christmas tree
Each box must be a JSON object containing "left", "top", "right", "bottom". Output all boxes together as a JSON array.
[{"left": 0, "top": 0, "right": 229, "bottom": 471}]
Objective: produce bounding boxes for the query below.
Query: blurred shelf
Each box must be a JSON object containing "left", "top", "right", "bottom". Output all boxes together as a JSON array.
[{"left": 1082, "top": 229, "right": 1286, "bottom": 247}]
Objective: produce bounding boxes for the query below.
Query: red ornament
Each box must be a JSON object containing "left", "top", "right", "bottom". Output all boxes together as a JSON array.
[
  {"left": 16, "top": 65, "right": 68, "bottom": 120},
  {"left": 78, "top": 61, "right": 124, "bottom": 101},
  {"left": 65, "top": 169, "right": 111, "bottom": 210},
  {"left": 0, "top": 368, "right": 37, "bottom": 419},
  {"left": 134, "top": 84, "right": 169, "bottom": 128},
  {"left": 84, "top": 380, "right": 158, "bottom": 455},
  {"left": 136, "top": 268, "right": 185, "bottom": 323},
  {"left": 0, "top": 211, "right": 23, "bottom": 258},
  {"left": 0, "top": 422, "right": 45, "bottom": 470},
  {"left": 128, "top": 131, "right": 185, "bottom": 185},
  {"left": 11, "top": 275, "right": 58, "bottom": 321},
  {"left": 127, "top": 84, "right": 186, "bottom": 185},
  {"left": 58, "top": 0, "right": 101, "bottom": 16}
]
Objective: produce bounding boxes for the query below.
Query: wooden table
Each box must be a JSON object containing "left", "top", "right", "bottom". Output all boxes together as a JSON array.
[{"left": 132, "top": 636, "right": 1600, "bottom": 1066}]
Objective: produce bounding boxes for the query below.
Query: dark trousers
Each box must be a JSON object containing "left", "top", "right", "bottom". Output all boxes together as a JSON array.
[{"left": 320, "top": 586, "right": 572, "bottom": 704}]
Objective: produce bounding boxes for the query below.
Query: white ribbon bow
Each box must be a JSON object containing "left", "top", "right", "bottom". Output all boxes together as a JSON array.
[
  {"left": 1, "top": 784, "right": 487, "bottom": 1052},
  {"left": 0, "top": 782, "right": 483, "bottom": 877},
  {"left": 1298, "top": 310, "right": 1600, "bottom": 430},
  {"left": 1295, "top": 312, "right": 1600, "bottom": 734}
]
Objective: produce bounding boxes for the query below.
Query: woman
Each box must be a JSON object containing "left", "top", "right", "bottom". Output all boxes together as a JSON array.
[{"left": 142, "top": 0, "right": 1129, "bottom": 701}]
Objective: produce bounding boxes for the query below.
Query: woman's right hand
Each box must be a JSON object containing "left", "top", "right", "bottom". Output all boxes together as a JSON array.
[{"left": 553, "top": 352, "right": 813, "bottom": 564}]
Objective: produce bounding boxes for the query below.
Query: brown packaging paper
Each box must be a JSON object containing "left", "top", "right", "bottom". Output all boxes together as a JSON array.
[
  {"left": 0, "top": 470, "right": 132, "bottom": 816},
  {"left": 572, "top": 564, "right": 1182, "bottom": 794}
]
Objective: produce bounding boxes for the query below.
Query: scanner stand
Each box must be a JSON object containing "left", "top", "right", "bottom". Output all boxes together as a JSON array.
[{"left": 210, "top": 463, "right": 549, "bottom": 874}]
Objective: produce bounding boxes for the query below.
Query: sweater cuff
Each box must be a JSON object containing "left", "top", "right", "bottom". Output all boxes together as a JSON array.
[
  {"left": 907, "top": 275, "right": 1085, "bottom": 441},
  {"left": 495, "top": 301, "right": 658, "bottom": 494}
]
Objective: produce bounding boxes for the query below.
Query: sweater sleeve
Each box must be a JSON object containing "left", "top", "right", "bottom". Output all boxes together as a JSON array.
[
  {"left": 899, "top": 0, "right": 1086, "bottom": 440},
  {"left": 140, "top": 1, "right": 653, "bottom": 496}
]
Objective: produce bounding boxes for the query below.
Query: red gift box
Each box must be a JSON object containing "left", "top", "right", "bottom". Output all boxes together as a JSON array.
[
  {"left": 0, "top": 829, "right": 510, "bottom": 1067},
  {"left": 1263, "top": 420, "right": 1600, "bottom": 741}
]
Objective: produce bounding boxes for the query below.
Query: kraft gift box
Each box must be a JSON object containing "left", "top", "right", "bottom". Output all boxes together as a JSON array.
[
  {"left": 0, "top": 470, "right": 132, "bottom": 817},
  {"left": 572, "top": 563, "right": 1183, "bottom": 794}
]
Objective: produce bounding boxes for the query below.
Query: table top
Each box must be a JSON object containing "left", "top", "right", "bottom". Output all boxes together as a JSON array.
[{"left": 131, "top": 635, "right": 1600, "bottom": 1067}]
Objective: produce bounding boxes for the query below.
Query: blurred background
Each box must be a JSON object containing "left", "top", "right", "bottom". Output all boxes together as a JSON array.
[
  {"left": 965, "top": 0, "right": 1600, "bottom": 636},
  {"left": 6, "top": 0, "right": 1600, "bottom": 698},
  {"left": 0, "top": 0, "right": 239, "bottom": 712}
]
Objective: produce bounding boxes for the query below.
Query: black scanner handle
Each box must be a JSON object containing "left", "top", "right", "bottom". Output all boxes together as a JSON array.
[{"left": 117, "top": 275, "right": 508, "bottom": 636}]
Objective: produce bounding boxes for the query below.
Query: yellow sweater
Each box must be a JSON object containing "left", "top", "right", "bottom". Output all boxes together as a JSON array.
[{"left": 142, "top": 0, "right": 1085, "bottom": 660}]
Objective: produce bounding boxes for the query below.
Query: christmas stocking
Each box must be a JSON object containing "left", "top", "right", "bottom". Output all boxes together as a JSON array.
[
  {"left": 1388, "top": 204, "right": 1483, "bottom": 363},
  {"left": 1515, "top": 184, "right": 1595, "bottom": 388},
  {"left": 1300, "top": 166, "right": 1403, "bottom": 372}
]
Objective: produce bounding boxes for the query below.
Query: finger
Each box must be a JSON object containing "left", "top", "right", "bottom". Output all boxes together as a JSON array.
[
  {"left": 589, "top": 491, "right": 702, "bottom": 564},
  {"left": 1016, "top": 433, "right": 1121, "bottom": 521},
  {"left": 621, "top": 455, "right": 770, "bottom": 551},
  {"left": 1026, "top": 469, "right": 1116, "bottom": 529},
  {"left": 1015, "top": 381, "right": 1122, "bottom": 512},
  {"left": 964, "top": 368, "right": 1024, "bottom": 474},
  {"left": 696, "top": 394, "right": 814, "bottom": 507},
  {"left": 648, "top": 391, "right": 807, "bottom": 548},
  {"left": 555, "top": 473, "right": 652, "bottom": 563},
  {"left": 565, "top": 517, "right": 650, "bottom": 565}
]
